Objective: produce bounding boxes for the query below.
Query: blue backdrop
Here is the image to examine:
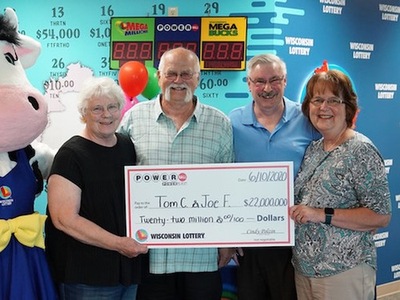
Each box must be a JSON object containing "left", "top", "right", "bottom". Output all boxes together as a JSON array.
[{"left": 4, "top": 0, "right": 399, "bottom": 289}]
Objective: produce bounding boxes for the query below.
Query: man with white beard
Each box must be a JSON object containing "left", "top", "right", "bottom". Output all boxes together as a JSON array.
[{"left": 118, "top": 47, "right": 236, "bottom": 300}]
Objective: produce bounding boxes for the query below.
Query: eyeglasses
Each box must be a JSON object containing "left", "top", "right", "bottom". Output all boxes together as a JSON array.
[
  {"left": 163, "top": 71, "right": 197, "bottom": 81},
  {"left": 88, "top": 103, "right": 120, "bottom": 115},
  {"left": 310, "top": 97, "right": 344, "bottom": 107},
  {"left": 248, "top": 76, "right": 285, "bottom": 88}
]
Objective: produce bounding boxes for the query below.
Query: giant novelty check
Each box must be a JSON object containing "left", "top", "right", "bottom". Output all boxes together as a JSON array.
[{"left": 125, "top": 162, "right": 294, "bottom": 248}]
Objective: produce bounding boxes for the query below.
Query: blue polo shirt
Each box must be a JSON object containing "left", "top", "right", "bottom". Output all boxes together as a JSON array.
[{"left": 229, "top": 98, "right": 320, "bottom": 176}]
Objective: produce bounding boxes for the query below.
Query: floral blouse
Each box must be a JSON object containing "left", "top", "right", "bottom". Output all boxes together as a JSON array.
[{"left": 292, "top": 131, "right": 391, "bottom": 278}]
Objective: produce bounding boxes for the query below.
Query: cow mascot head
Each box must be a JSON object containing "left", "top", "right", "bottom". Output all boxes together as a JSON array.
[{"left": 0, "top": 8, "right": 57, "bottom": 299}]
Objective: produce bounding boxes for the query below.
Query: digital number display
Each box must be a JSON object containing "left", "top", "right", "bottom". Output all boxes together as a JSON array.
[
  {"left": 202, "top": 42, "right": 244, "bottom": 69},
  {"left": 111, "top": 41, "right": 153, "bottom": 64},
  {"left": 110, "top": 17, "right": 247, "bottom": 70},
  {"left": 156, "top": 41, "right": 198, "bottom": 60}
]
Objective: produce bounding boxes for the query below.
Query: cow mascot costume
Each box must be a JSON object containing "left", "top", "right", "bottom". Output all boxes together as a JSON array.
[{"left": 0, "top": 7, "right": 57, "bottom": 299}]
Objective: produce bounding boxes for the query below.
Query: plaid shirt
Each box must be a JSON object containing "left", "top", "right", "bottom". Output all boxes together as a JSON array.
[{"left": 118, "top": 95, "right": 234, "bottom": 273}]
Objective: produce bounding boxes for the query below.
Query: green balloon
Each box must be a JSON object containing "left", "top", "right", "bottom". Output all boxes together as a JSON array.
[{"left": 141, "top": 66, "right": 160, "bottom": 100}]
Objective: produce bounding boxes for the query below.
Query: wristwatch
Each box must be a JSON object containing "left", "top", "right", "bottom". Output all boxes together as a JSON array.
[{"left": 324, "top": 208, "right": 334, "bottom": 225}]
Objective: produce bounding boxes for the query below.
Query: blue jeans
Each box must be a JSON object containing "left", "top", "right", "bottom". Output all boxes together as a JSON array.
[{"left": 59, "top": 283, "right": 138, "bottom": 300}]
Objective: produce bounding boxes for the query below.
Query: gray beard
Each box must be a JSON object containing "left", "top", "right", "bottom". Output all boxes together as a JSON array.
[{"left": 165, "top": 86, "right": 193, "bottom": 103}]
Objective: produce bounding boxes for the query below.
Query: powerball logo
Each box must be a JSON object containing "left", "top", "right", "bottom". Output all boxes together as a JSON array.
[{"left": 133, "top": 172, "right": 187, "bottom": 186}]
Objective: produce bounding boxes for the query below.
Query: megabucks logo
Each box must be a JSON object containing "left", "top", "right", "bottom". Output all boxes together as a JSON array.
[{"left": 208, "top": 21, "right": 238, "bottom": 36}]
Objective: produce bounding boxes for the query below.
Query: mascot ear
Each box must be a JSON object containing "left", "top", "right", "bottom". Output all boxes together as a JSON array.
[
  {"left": 4, "top": 7, "right": 18, "bottom": 25},
  {"left": 4, "top": 7, "right": 41, "bottom": 69}
]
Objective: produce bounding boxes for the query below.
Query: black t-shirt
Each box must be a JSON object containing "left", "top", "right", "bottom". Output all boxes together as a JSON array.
[{"left": 45, "top": 133, "right": 142, "bottom": 286}]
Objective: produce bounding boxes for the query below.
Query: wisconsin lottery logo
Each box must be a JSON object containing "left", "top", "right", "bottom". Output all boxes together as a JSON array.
[
  {"left": 0, "top": 186, "right": 12, "bottom": 199},
  {"left": 135, "top": 229, "right": 148, "bottom": 242},
  {"left": 0, "top": 186, "right": 13, "bottom": 206}
]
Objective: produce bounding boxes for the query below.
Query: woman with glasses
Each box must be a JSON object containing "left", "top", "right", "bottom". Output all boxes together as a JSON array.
[
  {"left": 290, "top": 70, "right": 391, "bottom": 299},
  {"left": 45, "top": 77, "right": 148, "bottom": 299}
]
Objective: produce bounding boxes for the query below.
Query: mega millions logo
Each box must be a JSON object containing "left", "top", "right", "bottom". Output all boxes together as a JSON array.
[{"left": 115, "top": 21, "right": 148, "bottom": 36}]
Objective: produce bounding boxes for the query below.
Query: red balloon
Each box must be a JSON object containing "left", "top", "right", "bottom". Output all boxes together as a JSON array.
[{"left": 118, "top": 61, "right": 148, "bottom": 97}]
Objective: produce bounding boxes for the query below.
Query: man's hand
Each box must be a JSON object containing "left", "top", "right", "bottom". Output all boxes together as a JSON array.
[{"left": 218, "top": 247, "right": 244, "bottom": 268}]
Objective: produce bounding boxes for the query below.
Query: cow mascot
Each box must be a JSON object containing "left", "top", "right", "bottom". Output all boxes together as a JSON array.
[{"left": 0, "top": 7, "right": 58, "bottom": 299}]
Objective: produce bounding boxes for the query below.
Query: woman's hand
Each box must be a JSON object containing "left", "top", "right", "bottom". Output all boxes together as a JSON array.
[{"left": 290, "top": 205, "right": 324, "bottom": 224}]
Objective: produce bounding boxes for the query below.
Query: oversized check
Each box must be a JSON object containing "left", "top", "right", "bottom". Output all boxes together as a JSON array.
[{"left": 125, "top": 162, "right": 294, "bottom": 248}]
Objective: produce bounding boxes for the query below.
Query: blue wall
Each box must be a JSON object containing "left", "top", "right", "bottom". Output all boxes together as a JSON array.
[{"left": 6, "top": 0, "right": 399, "bottom": 286}]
